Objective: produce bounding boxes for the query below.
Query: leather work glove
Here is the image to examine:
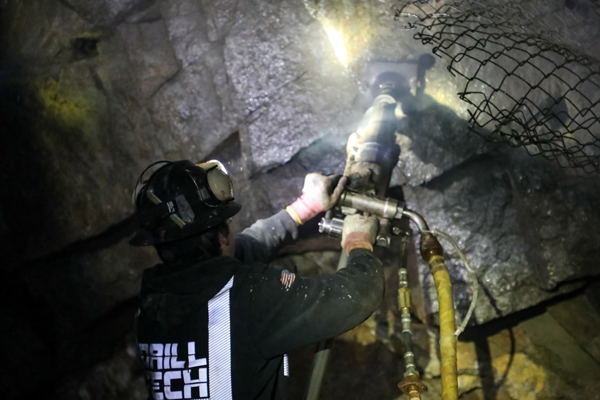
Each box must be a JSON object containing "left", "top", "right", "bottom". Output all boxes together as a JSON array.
[
  {"left": 341, "top": 214, "right": 379, "bottom": 254},
  {"left": 287, "top": 174, "right": 348, "bottom": 226}
]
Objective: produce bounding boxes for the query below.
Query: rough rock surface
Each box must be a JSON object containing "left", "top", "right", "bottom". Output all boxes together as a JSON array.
[
  {"left": 1, "top": 0, "right": 600, "bottom": 398},
  {"left": 60, "top": 0, "right": 156, "bottom": 26},
  {"left": 399, "top": 147, "right": 600, "bottom": 323},
  {"left": 223, "top": 0, "right": 361, "bottom": 172},
  {"left": 286, "top": 292, "right": 600, "bottom": 400}
]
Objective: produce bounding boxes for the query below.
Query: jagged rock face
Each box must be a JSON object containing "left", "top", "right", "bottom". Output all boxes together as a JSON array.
[
  {"left": 400, "top": 147, "right": 600, "bottom": 324},
  {"left": 1, "top": 0, "right": 600, "bottom": 399},
  {"left": 60, "top": 0, "right": 156, "bottom": 26}
]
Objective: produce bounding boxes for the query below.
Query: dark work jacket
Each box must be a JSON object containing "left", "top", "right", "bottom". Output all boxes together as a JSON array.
[{"left": 137, "top": 210, "right": 384, "bottom": 400}]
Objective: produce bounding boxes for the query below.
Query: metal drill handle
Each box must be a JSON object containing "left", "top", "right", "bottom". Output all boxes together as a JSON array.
[{"left": 338, "top": 191, "right": 403, "bottom": 219}]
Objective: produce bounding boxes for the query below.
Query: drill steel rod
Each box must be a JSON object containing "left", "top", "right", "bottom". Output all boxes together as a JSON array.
[{"left": 304, "top": 251, "right": 348, "bottom": 400}]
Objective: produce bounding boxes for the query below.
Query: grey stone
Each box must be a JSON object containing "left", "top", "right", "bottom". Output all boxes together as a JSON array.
[
  {"left": 394, "top": 93, "right": 493, "bottom": 186},
  {"left": 0, "top": 0, "right": 162, "bottom": 262},
  {"left": 60, "top": 0, "right": 155, "bottom": 25},
  {"left": 206, "top": 130, "right": 349, "bottom": 234},
  {"left": 116, "top": 20, "right": 180, "bottom": 100},
  {"left": 224, "top": 0, "right": 361, "bottom": 171},
  {"left": 402, "top": 148, "right": 600, "bottom": 324},
  {"left": 149, "top": 0, "right": 243, "bottom": 160},
  {"left": 251, "top": 133, "right": 350, "bottom": 212},
  {"left": 2, "top": 0, "right": 91, "bottom": 63}
]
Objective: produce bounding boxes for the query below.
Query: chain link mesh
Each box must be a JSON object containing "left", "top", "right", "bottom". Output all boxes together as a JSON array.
[{"left": 395, "top": 0, "right": 600, "bottom": 172}]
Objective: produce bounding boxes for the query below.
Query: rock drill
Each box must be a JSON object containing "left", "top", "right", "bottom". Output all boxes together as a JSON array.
[{"left": 305, "top": 64, "right": 473, "bottom": 400}]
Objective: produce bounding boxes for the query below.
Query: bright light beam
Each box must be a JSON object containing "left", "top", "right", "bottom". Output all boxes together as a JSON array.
[{"left": 325, "top": 27, "right": 348, "bottom": 66}]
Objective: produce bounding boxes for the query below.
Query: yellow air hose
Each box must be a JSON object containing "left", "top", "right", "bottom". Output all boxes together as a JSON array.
[{"left": 421, "top": 234, "right": 458, "bottom": 400}]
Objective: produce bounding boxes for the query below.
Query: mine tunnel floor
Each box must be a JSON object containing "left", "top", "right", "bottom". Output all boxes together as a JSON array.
[{"left": 286, "top": 286, "right": 600, "bottom": 400}]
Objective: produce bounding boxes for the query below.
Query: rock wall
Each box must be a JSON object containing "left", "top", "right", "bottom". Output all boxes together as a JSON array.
[{"left": 1, "top": 0, "right": 599, "bottom": 399}]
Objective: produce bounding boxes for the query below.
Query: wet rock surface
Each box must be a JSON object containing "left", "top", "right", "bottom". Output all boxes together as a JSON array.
[{"left": 1, "top": 0, "right": 600, "bottom": 398}]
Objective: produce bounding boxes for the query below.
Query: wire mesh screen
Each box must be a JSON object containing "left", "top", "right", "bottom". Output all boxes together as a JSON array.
[{"left": 395, "top": 0, "right": 600, "bottom": 173}]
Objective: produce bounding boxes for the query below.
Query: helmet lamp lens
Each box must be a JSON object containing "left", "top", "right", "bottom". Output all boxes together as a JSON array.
[{"left": 206, "top": 168, "right": 234, "bottom": 202}]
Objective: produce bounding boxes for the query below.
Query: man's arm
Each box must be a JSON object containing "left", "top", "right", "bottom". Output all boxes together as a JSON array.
[
  {"left": 244, "top": 214, "right": 382, "bottom": 357},
  {"left": 234, "top": 210, "right": 298, "bottom": 264},
  {"left": 246, "top": 247, "right": 384, "bottom": 358},
  {"left": 234, "top": 174, "right": 346, "bottom": 264}
]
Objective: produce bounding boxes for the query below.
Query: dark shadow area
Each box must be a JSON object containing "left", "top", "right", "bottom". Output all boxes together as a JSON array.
[
  {"left": 0, "top": 16, "right": 142, "bottom": 396},
  {"left": 469, "top": 279, "right": 514, "bottom": 400},
  {"left": 56, "top": 295, "right": 140, "bottom": 381},
  {"left": 71, "top": 37, "right": 99, "bottom": 61},
  {"left": 472, "top": 329, "right": 516, "bottom": 400},
  {"left": 473, "top": 334, "right": 495, "bottom": 400},
  {"left": 464, "top": 276, "right": 600, "bottom": 341},
  {"left": 0, "top": 78, "right": 54, "bottom": 271},
  {"left": 0, "top": 17, "right": 63, "bottom": 395},
  {"left": 15, "top": 212, "right": 141, "bottom": 274},
  {"left": 288, "top": 339, "right": 402, "bottom": 400}
]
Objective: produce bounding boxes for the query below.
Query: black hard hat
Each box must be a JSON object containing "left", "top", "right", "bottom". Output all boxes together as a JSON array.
[{"left": 130, "top": 160, "right": 241, "bottom": 246}]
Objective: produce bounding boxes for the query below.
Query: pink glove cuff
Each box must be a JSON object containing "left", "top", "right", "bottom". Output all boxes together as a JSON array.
[
  {"left": 343, "top": 232, "right": 374, "bottom": 254},
  {"left": 288, "top": 194, "right": 325, "bottom": 224}
]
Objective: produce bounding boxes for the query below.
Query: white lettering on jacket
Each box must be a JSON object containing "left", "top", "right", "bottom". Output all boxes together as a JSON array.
[{"left": 139, "top": 342, "right": 208, "bottom": 399}]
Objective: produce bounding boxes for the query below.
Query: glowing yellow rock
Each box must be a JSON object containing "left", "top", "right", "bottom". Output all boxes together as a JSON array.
[
  {"left": 492, "top": 353, "right": 545, "bottom": 400},
  {"left": 37, "top": 77, "right": 94, "bottom": 131}
]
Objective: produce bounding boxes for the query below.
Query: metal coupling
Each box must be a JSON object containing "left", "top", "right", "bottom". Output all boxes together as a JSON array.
[
  {"left": 399, "top": 269, "right": 408, "bottom": 287},
  {"left": 376, "top": 218, "right": 392, "bottom": 248},
  {"left": 402, "top": 312, "right": 412, "bottom": 334},
  {"left": 339, "top": 191, "right": 402, "bottom": 219},
  {"left": 404, "top": 351, "right": 416, "bottom": 372},
  {"left": 318, "top": 217, "right": 344, "bottom": 239}
]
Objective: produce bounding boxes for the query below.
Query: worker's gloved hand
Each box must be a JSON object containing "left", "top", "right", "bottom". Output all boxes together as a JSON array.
[
  {"left": 341, "top": 214, "right": 378, "bottom": 254},
  {"left": 287, "top": 174, "right": 347, "bottom": 225}
]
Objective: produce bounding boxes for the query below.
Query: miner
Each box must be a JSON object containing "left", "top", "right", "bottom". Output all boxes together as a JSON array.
[{"left": 130, "top": 160, "right": 384, "bottom": 400}]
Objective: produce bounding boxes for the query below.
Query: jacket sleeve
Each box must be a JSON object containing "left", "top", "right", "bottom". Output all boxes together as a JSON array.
[
  {"left": 234, "top": 210, "right": 298, "bottom": 265},
  {"left": 245, "top": 248, "right": 385, "bottom": 358}
]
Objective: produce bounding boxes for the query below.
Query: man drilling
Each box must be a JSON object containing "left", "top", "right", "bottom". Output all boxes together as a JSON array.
[{"left": 131, "top": 160, "right": 384, "bottom": 400}]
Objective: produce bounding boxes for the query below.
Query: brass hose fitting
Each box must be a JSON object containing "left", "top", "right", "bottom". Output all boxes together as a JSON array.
[
  {"left": 419, "top": 232, "right": 444, "bottom": 263},
  {"left": 397, "top": 267, "right": 424, "bottom": 395},
  {"left": 398, "top": 374, "right": 428, "bottom": 400}
]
